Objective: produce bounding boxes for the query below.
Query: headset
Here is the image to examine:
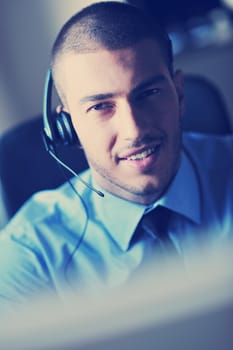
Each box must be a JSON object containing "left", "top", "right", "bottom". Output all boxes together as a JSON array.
[
  {"left": 42, "top": 69, "right": 79, "bottom": 151},
  {"left": 42, "top": 69, "right": 104, "bottom": 197},
  {"left": 42, "top": 69, "right": 105, "bottom": 285}
]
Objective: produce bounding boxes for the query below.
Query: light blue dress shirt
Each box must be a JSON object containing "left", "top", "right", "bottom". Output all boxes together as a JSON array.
[{"left": 0, "top": 133, "right": 232, "bottom": 311}]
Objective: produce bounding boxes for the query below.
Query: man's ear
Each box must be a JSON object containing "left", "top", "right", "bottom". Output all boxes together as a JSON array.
[
  {"left": 173, "top": 69, "right": 185, "bottom": 117},
  {"left": 56, "top": 105, "right": 70, "bottom": 115}
]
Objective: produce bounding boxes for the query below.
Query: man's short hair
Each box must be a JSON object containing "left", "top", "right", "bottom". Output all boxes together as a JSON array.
[{"left": 51, "top": 1, "right": 173, "bottom": 100}]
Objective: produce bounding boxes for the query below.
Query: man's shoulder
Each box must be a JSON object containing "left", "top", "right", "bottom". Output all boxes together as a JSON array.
[
  {"left": 182, "top": 132, "right": 233, "bottom": 229},
  {"left": 1, "top": 190, "right": 58, "bottom": 241},
  {"left": 11, "top": 183, "right": 73, "bottom": 225},
  {"left": 182, "top": 132, "right": 233, "bottom": 205},
  {"left": 183, "top": 132, "right": 233, "bottom": 164},
  {"left": 2, "top": 171, "right": 91, "bottom": 237}
]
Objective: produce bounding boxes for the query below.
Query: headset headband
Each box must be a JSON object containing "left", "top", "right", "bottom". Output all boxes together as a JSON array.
[{"left": 43, "top": 69, "right": 54, "bottom": 141}]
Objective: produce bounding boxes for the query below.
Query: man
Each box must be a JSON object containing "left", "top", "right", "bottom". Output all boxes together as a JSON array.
[{"left": 0, "top": 1, "right": 232, "bottom": 311}]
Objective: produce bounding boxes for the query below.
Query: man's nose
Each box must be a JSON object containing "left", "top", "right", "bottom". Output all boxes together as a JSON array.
[{"left": 118, "top": 102, "right": 147, "bottom": 140}]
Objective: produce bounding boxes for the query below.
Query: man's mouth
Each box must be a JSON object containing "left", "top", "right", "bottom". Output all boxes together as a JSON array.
[
  {"left": 119, "top": 144, "right": 161, "bottom": 162},
  {"left": 126, "top": 147, "right": 156, "bottom": 160}
]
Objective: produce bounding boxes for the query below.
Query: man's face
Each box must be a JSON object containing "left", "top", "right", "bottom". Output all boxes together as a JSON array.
[{"left": 57, "top": 39, "right": 184, "bottom": 204}]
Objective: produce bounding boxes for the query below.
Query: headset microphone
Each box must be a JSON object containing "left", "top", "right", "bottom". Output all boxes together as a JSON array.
[
  {"left": 47, "top": 149, "right": 104, "bottom": 197},
  {"left": 42, "top": 69, "right": 104, "bottom": 198}
]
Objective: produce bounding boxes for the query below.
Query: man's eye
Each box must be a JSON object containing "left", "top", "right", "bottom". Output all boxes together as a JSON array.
[
  {"left": 137, "top": 88, "right": 161, "bottom": 100},
  {"left": 88, "top": 102, "right": 114, "bottom": 112}
]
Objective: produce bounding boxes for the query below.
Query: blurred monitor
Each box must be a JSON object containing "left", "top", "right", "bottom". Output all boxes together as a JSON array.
[{"left": 0, "top": 242, "right": 232, "bottom": 350}]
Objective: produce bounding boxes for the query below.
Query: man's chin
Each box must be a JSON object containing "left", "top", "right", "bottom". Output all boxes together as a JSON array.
[
  {"left": 108, "top": 179, "right": 164, "bottom": 204},
  {"left": 90, "top": 163, "right": 167, "bottom": 203}
]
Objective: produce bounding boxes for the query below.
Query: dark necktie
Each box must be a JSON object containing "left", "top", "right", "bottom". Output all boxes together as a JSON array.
[{"left": 140, "top": 205, "right": 179, "bottom": 257}]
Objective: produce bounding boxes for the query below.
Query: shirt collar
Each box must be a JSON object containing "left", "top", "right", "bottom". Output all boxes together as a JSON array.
[
  {"left": 154, "top": 150, "right": 201, "bottom": 224},
  {"left": 79, "top": 149, "right": 201, "bottom": 251},
  {"left": 93, "top": 189, "right": 146, "bottom": 251}
]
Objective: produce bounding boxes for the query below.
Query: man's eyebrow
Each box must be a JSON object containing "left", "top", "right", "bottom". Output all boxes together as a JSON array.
[
  {"left": 80, "top": 93, "right": 114, "bottom": 104},
  {"left": 79, "top": 75, "right": 166, "bottom": 104},
  {"left": 131, "top": 75, "right": 166, "bottom": 95}
]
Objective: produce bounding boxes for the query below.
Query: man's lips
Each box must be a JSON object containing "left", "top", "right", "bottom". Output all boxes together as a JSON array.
[{"left": 118, "top": 143, "right": 162, "bottom": 162}]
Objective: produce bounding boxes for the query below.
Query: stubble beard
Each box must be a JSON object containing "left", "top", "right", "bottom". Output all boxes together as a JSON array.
[{"left": 87, "top": 127, "right": 182, "bottom": 203}]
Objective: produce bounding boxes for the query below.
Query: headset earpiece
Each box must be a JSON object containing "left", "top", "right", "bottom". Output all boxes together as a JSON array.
[
  {"left": 43, "top": 69, "right": 80, "bottom": 148},
  {"left": 55, "top": 110, "right": 79, "bottom": 146}
]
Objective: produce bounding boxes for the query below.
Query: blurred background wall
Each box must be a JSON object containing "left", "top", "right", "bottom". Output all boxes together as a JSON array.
[
  {"left": 0, "top": 0, "right": 233, "bottom": 227},
  {"left": 0, "top": 0, "right": 99, "bottom": 135}
]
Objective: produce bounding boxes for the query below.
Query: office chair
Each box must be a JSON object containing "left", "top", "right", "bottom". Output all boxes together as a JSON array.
[
  {"left": 0, "top": 116, "right": 88, "bottom": 219},
  {"left": 0, "top": 74, "right": 232, "bottom": 220},
  {"left": 182, "top": 74, "right": 232, "bottom": 134}
]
